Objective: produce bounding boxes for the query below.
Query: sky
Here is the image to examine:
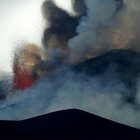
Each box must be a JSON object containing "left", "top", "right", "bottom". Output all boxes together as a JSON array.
[
  {"left": 0, "top": 0, "right": 72, "bottom": 73},
  {"left": 0, "top": 0, "right": 45, "bottom": 72}
]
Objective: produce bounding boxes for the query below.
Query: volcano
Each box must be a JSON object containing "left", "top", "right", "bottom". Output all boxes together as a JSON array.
[
  {"left": 72, "top": 49, "right": 140, "bottom": 105},
  {"left": 1, "top": 0, "right": 140, "bottom": 138},
  {"left": 0, "top": 49, "right": 140, "bottom": 129}
]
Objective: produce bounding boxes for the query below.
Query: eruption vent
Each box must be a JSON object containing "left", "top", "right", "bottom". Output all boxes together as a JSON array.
[{"left": 12, "top": 43, "right": 46, "bottom": 90}]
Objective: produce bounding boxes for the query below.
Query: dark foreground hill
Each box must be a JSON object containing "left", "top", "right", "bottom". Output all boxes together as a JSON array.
[{"left": 0, "top": 109, "right": 139, "bottom": 140}]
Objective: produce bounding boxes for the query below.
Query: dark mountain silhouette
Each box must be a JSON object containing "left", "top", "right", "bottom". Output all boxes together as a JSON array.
[
  {"left": 73, "top": 49, "right": 140, "bottom": 76},
  {"left": 0, "top": 109, "right": 139, "bottom": 140}
]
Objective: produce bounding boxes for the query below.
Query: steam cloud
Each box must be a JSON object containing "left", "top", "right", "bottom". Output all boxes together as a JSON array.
[
  {"left": 0, "top": 0, "right": 140, "bottom": 130},
  {"left": 69, "top": 0, "right": 123, "bottom": 61}
]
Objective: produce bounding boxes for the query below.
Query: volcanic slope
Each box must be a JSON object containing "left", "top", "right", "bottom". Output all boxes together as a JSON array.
[{"left": 71, "top": 49, "right": 140, "bottom": 105}]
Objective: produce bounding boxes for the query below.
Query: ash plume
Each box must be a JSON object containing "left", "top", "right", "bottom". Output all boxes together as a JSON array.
[{"left": 42, "top": 0, "right": 79, "bottom": 51}]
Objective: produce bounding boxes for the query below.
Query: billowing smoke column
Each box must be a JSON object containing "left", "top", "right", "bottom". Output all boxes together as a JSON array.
[
  {"left": 41, "top": 1, "right": 75, "bottom": 68},
  {"left": 34, "top": 0, "right": 87, "bottom": 74},
  {"left": 42, "top": 0, "right": 123, "bottom": 64},
  {"left": 38, "top": 0, "right": 140, "bottom": 83},
  {"left": 1, "top": 0, "right": 140, "bottom": 130}
]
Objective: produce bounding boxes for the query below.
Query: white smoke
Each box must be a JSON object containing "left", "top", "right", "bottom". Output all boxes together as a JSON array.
[
  {"left": 94, "top": 0, "right": 140, "bottom": 52},
  {"left": 68, "top": 0, "right": 121, "bottom": 61}
]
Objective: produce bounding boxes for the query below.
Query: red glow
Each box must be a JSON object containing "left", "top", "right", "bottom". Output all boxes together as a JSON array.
[
  {"left": 12, "top": 43, "right": 46, "bottom": 91},
  {"left": 13, "top": 63, "right": 35, "bottom": 91}
]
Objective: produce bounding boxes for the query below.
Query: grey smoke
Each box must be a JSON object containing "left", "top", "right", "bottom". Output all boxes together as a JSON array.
[
  {"left": 71, "top": 0, "right": 87, "bottom": 16},
  {"left": 68, "top": 0, "right": 123, "bottom": 61},
  {"left": 68, "top": 0, "right": 140, "bottom": 62},
  {"left": 0, "top": 66, "right": 140, "bottom": 129}
]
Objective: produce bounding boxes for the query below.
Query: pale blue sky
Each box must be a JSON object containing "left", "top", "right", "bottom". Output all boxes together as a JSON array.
[
  {"left": 0, "top": 0, "right": 45, "bottom": 72},
  {"left": 0, "top": 0, "right": 73, "bottom": 73}
]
